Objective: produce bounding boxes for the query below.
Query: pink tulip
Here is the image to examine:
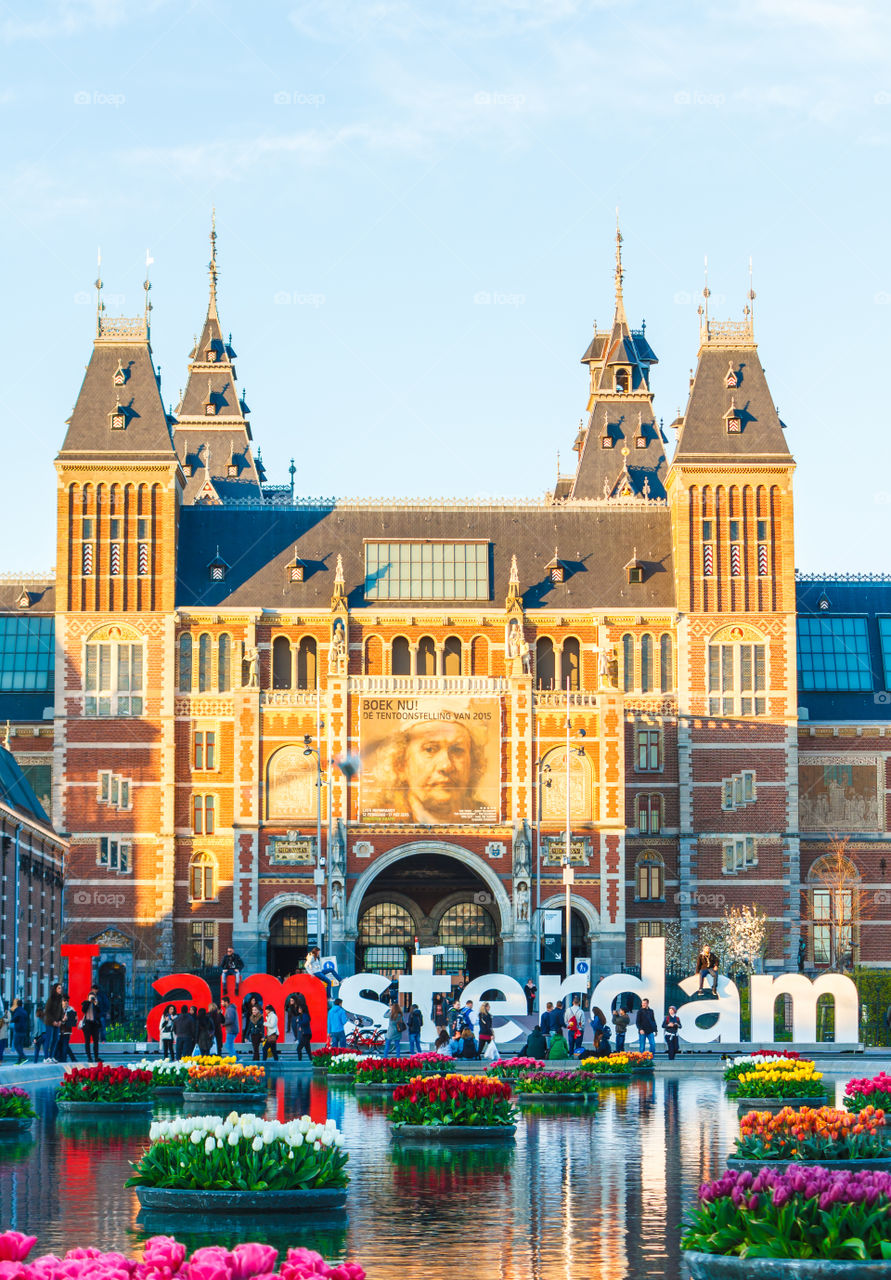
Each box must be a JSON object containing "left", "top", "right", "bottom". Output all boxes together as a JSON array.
[
  {"left": 230, "top": 1246, "right": 278, "bottom": 1279},
  {"left": 142, "top": 1240, "right": 187, "bottom": 1276},
  {"left": 0, "top": 1238, "right": 36, "bottom": 1264}
]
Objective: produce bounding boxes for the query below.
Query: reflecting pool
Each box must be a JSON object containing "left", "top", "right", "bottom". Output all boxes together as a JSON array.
[{"left": 0, "top": 1072, "right": 856, "bottom": 1278}]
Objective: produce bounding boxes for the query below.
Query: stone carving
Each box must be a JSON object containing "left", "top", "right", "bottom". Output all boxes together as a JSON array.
[
  {"left": 329, "top": 618, "right": 347, "bottom": 675},
  {"left": 354, "top": 841, "right": 374, "bottom": 859},
  {"left": 330, "top": 881, "right": 344, "bottom": 921},
  {"left": 513, "top": 827, "right": 531, "bottom": 878},
  {"left": 266, "top": 745, "right": 315, "bottom": 819},
  {"left": 515, "top": 880, "right": 530, "bottom": 922},
  {"left": 329, "top": 821, "right": 346, "bottom": 880},
  {"left": 244, "top": 645, "right": 260, "bottom": 688},
  {"left": 799, "top": 759, "right": 881, "bottom": 833}
]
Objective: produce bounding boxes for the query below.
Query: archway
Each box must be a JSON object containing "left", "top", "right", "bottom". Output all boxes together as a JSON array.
[
  {"left": 348, "top": 842, "right": 509, "bottom": 981},
  {"left": 266, "top": 904, "right": 309, "bottom": 978},
  {"left": 536, "top": 893, "right": 599, "bottom": 977},
  {"left": 98, "top": 960, "right": 126, "bottom": 1023}
]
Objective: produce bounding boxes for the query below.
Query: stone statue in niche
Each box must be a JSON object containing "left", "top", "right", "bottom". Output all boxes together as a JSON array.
[
  {"left": 515, "top": 880, "right": 530, "bottom": 922},
  {"left": 605, "top": 643, "right": 619, "bottom": 689},
  {"left": 330, "top": 881, "right": 344, "bottom": 921},
  {"left": 506, "top": 619, "right": 532, "bottom": 678},
  {"left": 330, "top": 619, "right": 347, "bottom": 674},
  {"left": 329, "top": 822, "right": 346, "bottom": 880},
  {"left": 245, "top": 645, "right": 260, "bottom": 688}
]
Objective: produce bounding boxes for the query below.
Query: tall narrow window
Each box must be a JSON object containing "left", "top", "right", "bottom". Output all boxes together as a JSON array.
[
  {"left": 635, "top": 728, "right": 661, "bottom": 772},
  {"left": 179, "top": 635, "right": 193, "bottom": 692},
  {"left": 85, "top": 638, "right": 144, "bottom": 716},
  {"left": 635, "top": 852, "right": 665, "bottom": 901},
  {"left": 218, "top": 634, "right": 231, "bottom": 692},
  {"left": 297, "top": 636, "right": 317, "bottom": 690},
  {"left": 198, "top": 633, "right": 212, "bottom": 692},
  {"left": 535, "top": 637, "right": 555, "bottom": 690},
  {"left": 660, "top": 634, "right": 673, "bottom": 693},
  {"left": 392, "top": 636, "right": 411, "bottom": 675},
  {"left": 272, "top": 636, "right": 292, "bottom": 689},
  {"left": 709, "top": 641, "right": 766, "bottom": 716},
  {"left": 193, "top": 795, "right": 216, "bottom": 835},
  {"left": 640, "top": 634, "right": 653, "bottom": 693},
  {"left": 622, "top": 634, "right": 634, "bottom": 692},
  {"left": 417, "top": 636, "right": 436, "bottom": 676},
  {"left": 561, "top": 637, "right": 580, "bottom": 691},
  {"left": 443, "top": 636, "right": 462, "bottom": 676},
  {"left": 189, "top": 852, "right": 216, "bottom": 902}
]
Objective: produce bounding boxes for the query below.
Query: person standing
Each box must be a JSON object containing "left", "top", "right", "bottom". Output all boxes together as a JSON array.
[
  {"left": 247, "top": 1005, "right": 264, "bottom": 1060},
  {"left": 173, "top": 1004, "right": 195, "bottom": 1061},
  {"left": 159, "top": 1005, "right": 176, "bottom": 1060},
  {"left": 636, "top": 998, "right": 657, "bottom": 1055},
  {"left": 662, "top": 1006, "right": 682, "bottom": 1060},
  {"left": 384, "top": 1001, "right": 404, "bottom": 1057},
  {"left": 31, "top": 1005, "right": 47, "bottom": 1063},
  {"left": 196, "top": 1008, "right": 214, "bottom": 1056},
  {"left": 407, "top": 1004, "right": 423, "bottom": 1055},
  {"left": 566, "top": 998, "right": 586, "bottom": 1055},
  {"left": 478, "top": 1001, "right": 494, "bottom": 1057},
  {"left": 295, "top": 1004, "right": 312, "bottom": 1061},
  {"left": 80, "top": 989, "right": 102, "bottom": 1063},
  {"left": 524, "top": 978, "right": 537, "bottom": 1015},
  {"left": 263, "top": 1006, "right": 280, "bottom": 1061},
  {"left": 432, "top": 996, "right": 447, "bottom": 1030},
  {"left": 10, "top": 998, "right": 29, "bottom": 1065},
  {"left": 612, "top": 1006, "right": 630, "bottom": 1053},
  {"left": 221, "top": 998, "right": 239, "bottom": 1054},
  {"left": 43, "top": 983, "right": 64, "bottom": 1063},
  {"left": 551, "top": 1000, "right": 566, "bottom": 1042},
  {"left": 540, "top": 1001, "right": 555, "bottom": 1042},
  {"left": 58, "top": 998, "right": 77, "bottom": 1063},
  {"left": 589, "top": 1006, "right": 606, "bottom": 1055},
  {"left": 208, "top": 1002, "right": 223, "bottom": 1055},
  {"left": 327, "top": 998, "right": 350, "bottom": 1049}
]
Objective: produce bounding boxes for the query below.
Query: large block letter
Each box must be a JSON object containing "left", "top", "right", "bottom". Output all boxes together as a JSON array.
[
  {"left": 61, "top": 943, "right": 99, "bottom": 1045},
  {"left": 750, "top": 972, "right": 859, "bottom": 1045},
  {"left": 675, "top": 975, "right": 741, "bottom": 1045},
  {"left": 146, "top": 974, "right": 213, "bottom": 1043},
  {"left": 460, "top": 973, "right": 527, "bottom": 1045},
  {"left": 239, "top": 974, "right": 328, "bottom": 1046}
]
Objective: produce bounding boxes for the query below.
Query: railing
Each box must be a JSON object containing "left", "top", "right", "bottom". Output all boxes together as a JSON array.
[
  {"left": 700, "top": 318, "right": 754, "bottom": 345},
  {"left": 796, "top": 571, "right": 891, "bottom": 584},
  {"left": 534, "top": 690, "right": 602, "bottom": 707},
  {"left": 350, "top": 676, "right": 507, "bottom": 695},
  {"left": 97, "top": 315, "right": 148, "bottom": 340},
  {"left": 261, "top": 689, "right": 325, "bottom": 707}
]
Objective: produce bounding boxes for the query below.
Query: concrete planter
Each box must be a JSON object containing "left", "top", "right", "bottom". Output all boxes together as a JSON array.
[
  {"left": 152, "top": 1086, "right": 185, "bottom": 1098},
  {"left": 726, "top": 1155, "right": 891, "bottom": 1171},
  {"left": 392, "top": 1123, "right": 516, "bottom": 1141},
  {"left": 56, "top": 1099, "right": 154, "bottom": 1113},
  {"left": 354, "top": 1082, "right": 400, "bottom": 1093},
  {"left": 181, "top": 1090, "right": 266, "bottom": 1106},
  {"left": 683, "top": 1251, "right": 891, "bottom": 1278},
  {"left": 587, "top": 1072, "right": 634, "bottom": 1083},
  {"left": 326, "top": 1073, "right": 355, "bottom": 1084},
  {"left": 0, "top": 1117, "right": 33, "bottom": 1132},
  {"left": 736, "top": 1096, "right": 829, "bottom": 1112},
  {"left": 134, "top": 1186, "right": 347, "bottom": 1214},
  {"left": 515, "top": 1092, "right": 598, "bottom": 1104}
]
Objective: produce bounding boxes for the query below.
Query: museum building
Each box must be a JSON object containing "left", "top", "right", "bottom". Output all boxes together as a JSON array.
[{"left": 1, "top": 224, "right": 888, "bottom": 1002}]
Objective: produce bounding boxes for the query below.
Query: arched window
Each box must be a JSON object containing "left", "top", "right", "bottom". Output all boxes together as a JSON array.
[
  {"left": 198, "top": 633, "right": 212, "bottom": 692},
  {"left": 615, "top": 368, "right": 629, "bottom": 393},
  {"left": 218, "top": 634, "right": 231, "bottom": 692},
  {"left": 622, "top": 634, "right": 634, "bottom": 691},
  {"left": 297, "top": 636, "right": 317, "bottom": 690},
  {"left": 470, "top": 635, "right": 488, "bottom": 676},
  {"left": 536, "top": 637, "right": 556, "bottom": 690},
  {"left": 635, "top": 851, "right": 664, "bottom": 901},
  {"left": 392, "top": 636, "right": 411, "bottom": 675},
  {"left": 561, "top": 637, "right": 580, "bottom": 691},
  {"left": 443, "top": 636, "right": 462, "bottom": 676},
  {"left": 358, "top": 901, "right": 414, "bottom": 973},
  {"left": 636, "top": 794, "right": 663, "bottom": 834},
  {"left": 364, "top": 635, "right": 383, "bottom": 674},
  {"left": 640, "top": 634, "right": 653, "bottom": 693},
  {"left": 179, "top": 634, "right": 193, "bottom": 692},
  {"left": 438, "top": 902, "right": 497, "bottom": 944},
  {"left": 417, "top": 635, "right": 436, "bottom": 675},
  {"left": 192, "top": 794, "right": 216, "bottom": 835},
  {"left": 660, "top": 634, "right": 673, "bottom": 693},
  {"left": 189, "top": 852, "right": 216, "bottom": 902},
  {"left": 272, "top": 636, "right": 292, "bottom": 689}
]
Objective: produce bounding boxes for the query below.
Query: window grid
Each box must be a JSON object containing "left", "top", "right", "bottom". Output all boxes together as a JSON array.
[
  {"left": 635, "top": 728, "right": 662, "bottom": 772},
  {"left": 722, "top": 836, "right": 758, "bottom": 874},
  {"left": 637, "top": 794, "right": 662, "bottom": 834},
  {"left": 877, "top": 618, "right": 891, "bottom": 691},
  {"left": 635, "top": 854, "right": 664, "bottom": 901},
  {"left": 189, "top": 853, "right": 216, "bottom": 902},
  {"left": 708, "top": 643, "right": 766, "bottom": 716},
  {"left": 85, "top": 640, "right": 143, "bottom": 716},
  {"left": 193, "top": 795, "right": 216, "bottom": 835},
  {"left": 364, "top": 542, "right": 489, "bottom": 601},
  {"left": 97, "top": 836, "right": 131, "bottom": 873},
  {"left": 194, "top": 730, "right": 217, "bottom": 771},
  {"left": 0, "top": 617, "right": 54, "bottom": 691},
  {"left": 798, "top": 616, "right": 872, "bottom": 692},
  {"left": 189, "top": 920, "right": 217, "bottom": 969}
]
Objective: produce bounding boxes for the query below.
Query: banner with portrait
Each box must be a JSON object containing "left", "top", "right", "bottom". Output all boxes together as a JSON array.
[{"left": 359, "top": 696, "right": 501, "bottom": 824}]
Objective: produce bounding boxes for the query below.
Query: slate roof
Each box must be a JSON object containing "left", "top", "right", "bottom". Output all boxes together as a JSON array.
[
  {"left": 175, "top": 501, "right": 676, "bottom": 613},
  {"left": 673, "top": 336, "right": 793, "bottom": 466},
  {"left": 796, "top": 577, "right": 891, "bottom": 721},
  {"left": 57, "top": 326, "right": 178, "bottom": 463},
  {"left": 0, "top": 742, "right": 51, "bottom": 825},
  {"left": 570, "top": 401, "right": 668, "bottom": 502}
]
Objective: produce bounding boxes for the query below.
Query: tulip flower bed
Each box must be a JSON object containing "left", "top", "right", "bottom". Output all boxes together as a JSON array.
[
  {"left": 391, "top": 1075, "right": 516, "bottom": 1127},
  {"left": 681, "top": 1166, "right": 891, "bottom": 1261},
  {"left": 625, "top": 1051, "right": 654, "bottom": 1069},
  {"left": 134, "top": 1060, "right": 191, "bottom": 1088},
  {"left": 312, "top": 1047, "right": 363, "bottom": 1071},
  {"left": 0, "top": 1232, "right": 364, "bottom": 1279},
  {"left": 578, "top": 1053, "right": 634, "bottom": 1075},
  {"left": 127, "top": 1112, "right": 349, "bottom": 1191},
  {"left": 0, "top": 1087, "right": 35, "bottom": 1121},
  {"left": 723, "top": 1051, "right": 804, "bottom": 1083},
  {"left": 735, "top": 1061, "right": 827, "bottom": 1100},
  {"left": 845, "top": 1073, "right": 891, "bottom": 1116},
  {"left": 733, "top": 1105, "right": 891, "bottom": 1163},
  {"left": 515, "top": 1071, "right": 601, "bottom": 1095},
  {"left": 354, "top": 1055, "right": 445, "bottom": 1085},
  {"left": 57, "top": 1064, "right": 155, "bottom": 1104},
  {"left": 185, "top": 1062, "right": 266, "bottom": 1093},
  {"left": 484, "top": 1057, "right": 543, "bottom": 1078}
]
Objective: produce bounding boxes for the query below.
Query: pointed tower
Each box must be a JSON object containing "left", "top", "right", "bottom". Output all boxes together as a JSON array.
[
  {"left": 666, "top": 287, "right": 799, "bottom": 967},
  {"left": 173, "top": 214, "right": 264, "bottom": 504},
  {"left": 567, "top": 226, "right": 668, "bottom": 502}
]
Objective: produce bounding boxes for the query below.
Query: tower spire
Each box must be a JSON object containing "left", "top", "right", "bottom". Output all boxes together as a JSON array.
[
  {"left": 143, "top": 248, "right": 153, "bottom": 333},
  {"left": 614, "top": 210, "right": 624, "bottom": 304},
  {"left": 208, "top": 208, "right": 218, "bottom": 321},
  {"left": 95, "top": 247, "right": 104, "bottom": 336},
  {"left": 746, "top": 255, "right": 756, "bottom": 329}
]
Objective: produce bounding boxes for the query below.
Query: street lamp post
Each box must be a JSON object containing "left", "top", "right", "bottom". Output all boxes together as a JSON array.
[
  {"left": 303, "top": 735, "right": 325, "bottom": 953},
  {"left": 533, "top": 753, "right": 551, "bottom": 985},
  {"left": 563, "top": 679, "right": 585, "bottom": 982}
]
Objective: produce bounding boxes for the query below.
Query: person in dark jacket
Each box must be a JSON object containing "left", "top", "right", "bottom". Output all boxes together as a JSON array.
[
  {"left": 551, "top": 1001, "right": 566, "bottom": 1037},
  {"left": 173, "top": 1005, "right": 196, "bottom": 1060},
  {"left": 196, "top": 1008, "right": 214, "bottom": 1056},
  {"left": 43, "top": 984, "right": 64, "bottom": 1062},
  {"left": 295, "top": 1006, "right": 312, "bottom": 1061},
  {"left": 523, "top": 978, "right": 537, "bottom": 1015},
  {"left": 589, "top": 1006, "right": 608, "bottom": 1056},
  {"left": 636, "top": 999, "right": 658, "bottom": 1055},
  {"left": 523, "top": 1025, "right": 548, "bottom": 1060},
  {"left": 58, "top": 998, "right": 77, "bottom": 1062},
  {"left": 459, "top": 1027, "right": 478, "bottom": 1059},
  {"left": 407, "top": 1004, "right": 423, "bottom": 1055},
  {"left": 662, "top": 1006, "right": 682, "bottom": 1060},
  {"left": 220, "top": 946, "right": 244, "bottom": 996},
  {"left": 10, "top": 998, "right": 29, "bottom": 1064},
  {"left": 696, "top": 948, "right": 719, "bottom": 995},
  {"left": 432, "top": 997, "right": 447, "bottom": 1029},
  {"left": 81, "top": 989, "right": 102, "bottom": 1063},
  {"left": 540, "top": 1002, "right": 555, "bottom": 1038},
  {"left": 208, "top": 1002, "right": 223, "bottom": 1055},
  {"left": 247, "top": 1005, "right": 265, "bottom": 1060},
  {"left": 478, "top": 1002, "right": 494, "bottom": 1057},
  {"left": 612, "top": 1007, "right": 630, "bottom": 1053}
]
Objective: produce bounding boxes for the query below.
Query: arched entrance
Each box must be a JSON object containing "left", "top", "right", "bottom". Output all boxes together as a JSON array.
[
  {"left": 98, "top": 960, "right": 126, "bottom": 1022},
  {"left": 537, "top": 903, "right": 592, "bottom": 977},
  {"left": 266, "top": 905, "right": 309, "bottom": 978},
  {"left": 351, "top": 846, "right": 505, "bottom": 981}
]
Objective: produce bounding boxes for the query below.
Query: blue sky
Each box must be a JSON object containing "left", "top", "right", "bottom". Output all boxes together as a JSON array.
[{"left": 1, "top": 0, "right": 890, "bottom": 572}]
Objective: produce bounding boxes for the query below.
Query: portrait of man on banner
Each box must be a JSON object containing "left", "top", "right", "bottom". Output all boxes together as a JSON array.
[{"left": 359, "top": 697, "right": 499, "bottom": 824}]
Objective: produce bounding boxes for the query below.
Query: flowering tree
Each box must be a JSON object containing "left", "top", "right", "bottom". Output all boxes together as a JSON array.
[{"left": 720, "top": 905, "right": 769, "bottom": 977}]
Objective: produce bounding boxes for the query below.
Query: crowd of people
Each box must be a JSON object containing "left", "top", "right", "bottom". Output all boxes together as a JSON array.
[{"left": 0, "top": 984, "right": 110, "bottom": 1065}]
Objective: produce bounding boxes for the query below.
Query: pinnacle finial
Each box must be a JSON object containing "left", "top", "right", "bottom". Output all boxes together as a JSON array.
[
  {"left": 509, "top": 553, "right": 519, "bottom": 587},
  {"left": 615, "top": 209, "right": 624, "bottom": 300},
  {"left": 95, "top": 245, "right": 104, "bottom": 335},
  {"left": 208, "top": 208, "right": 219, "bottom": 319}
]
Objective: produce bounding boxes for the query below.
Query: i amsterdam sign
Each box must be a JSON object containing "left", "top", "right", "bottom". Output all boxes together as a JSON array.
[{"left": 60, "top": 938, "right": 860, "bottom": 1049}]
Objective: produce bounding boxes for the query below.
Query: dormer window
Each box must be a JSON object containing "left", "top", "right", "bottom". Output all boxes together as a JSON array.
[
  {"left": 725, "top": 363, "right": 739, "bottom": 389},
  {"left": 204, "top": 378, "right": 216, "bottom": 416},
  {"left": 206, "top": 345, "right": 219, "bottom": 363},
  {"left": 615, "top": 369, "right": 629, "bottom": 393},
  {"left": 109, "top": 403, "right": 126, "bottom": 430},
  {"left": 635, "top": 435, "right": 647, "bottom": 448},
  {"left": 625, "top": 550, "right": 644, "bottom": 584},
  {"left": 16, "top": 589, "right": 30, "bottom": 610},
  {"left": 113, "top": 361, "right": 127, "bottom": 388},
  {"left": 208, "top": 547, "right": 228, "bottom": 582},
  {"left": 227, "top": 460, "right": 238, "bottom": 478},
  {"left": 725, "top": 398, "right": 741, "bottom": 433},
  {"left": 545, "top": 550, "right": 564, "bottom": 584},
  {"left": 183, "top": 463, "right": 193, "bottom": 477},
  {"left": 601, "top": 435, "right": 615, "bottom": 449}
]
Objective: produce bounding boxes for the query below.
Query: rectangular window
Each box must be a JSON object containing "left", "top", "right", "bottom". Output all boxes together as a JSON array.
[
  {"left": 99, "top": 771, "right": 110, "bottom": 802},
  {"left": 189, "top": 921, "right": 217, "bottom": 969},
  {"left": 877, "top": 618, "right": 891, "bottom": 691},
  {"left": 729, "top": 519, "right": 740, "bottom": 541},
  {"left": 137, "top": 518, "right": 149, "bottom": 540},
  {"left": 797, "top": 616, "right": 872, "bottom": 692},
  {"left": 635, "top": 920, "right": 665, "bottom": 963},
  {"left": 82, "top": 518, "right": 94, "bottom": 539},
  {"left": 110, "top": 774, "right": 120, "bottom": 806},
  {"left": 85, "top": 640, "right": 143, "bottom": 717},
  {"left": 702, "top": 520, "right": 713, "bottom": 542},
  {"left": 193, "top": 796, "right": 203, "bottom": 835},
  {"left": 0, "top": 617, "right": 55, "bottom": 692},
  {"left": 723, "top": 836, "right": 757, "bottom": 873},
  {"left": 710, "top": 643, "right": 766, "bottom": 716},
  {"left": 757, "top": 519, "right": 768, "bottom": 541},
  {"left": 109, "top": 518, "right": 121, "bottom": 540},
  {"left": 364, "top": 542, "right": 490, "bottom": 601},
  {"left": 194, "top": 731, "right": 204, "bottom": 770},
  {"left": 205, "top": 795, "right": 215, "bottom": 834},
  {"left": 635, "top": 728, "right": 661, "bottom": 772},
  {"left": 97, "top": 837, "right": 131, "bottom": 873},
  {"left": 194, "top": 731, "right": 217, "bottom": 770}
]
